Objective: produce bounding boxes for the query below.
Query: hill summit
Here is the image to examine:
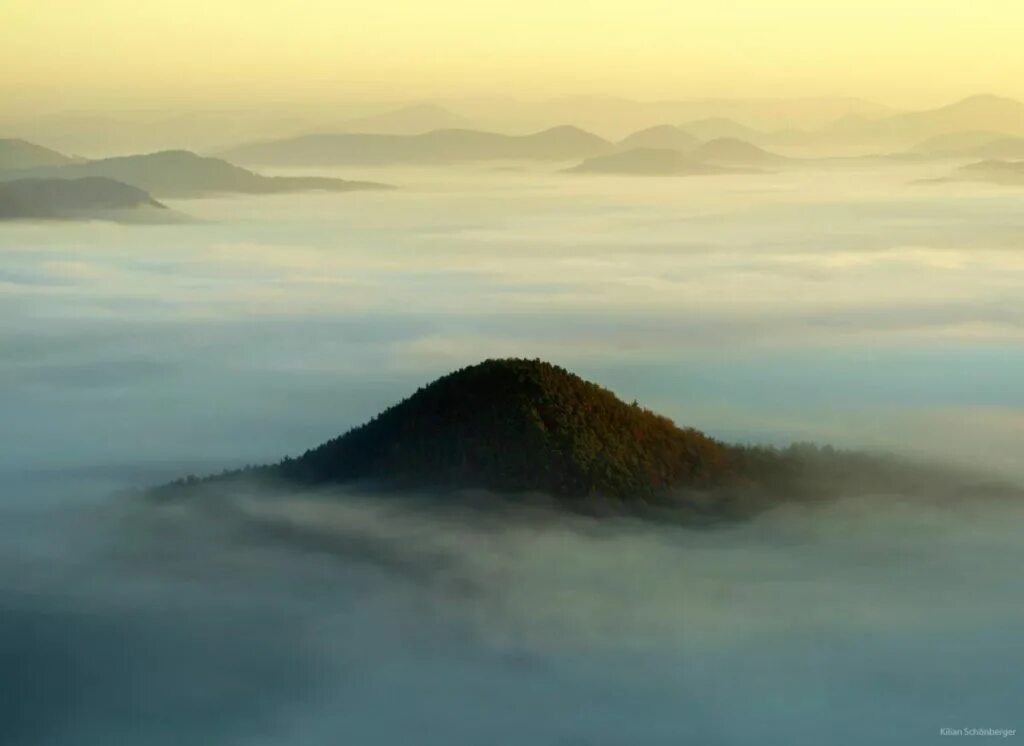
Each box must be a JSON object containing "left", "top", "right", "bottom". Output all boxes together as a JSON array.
[{"left": 277, "top": 359, "right": 729, "bottom": 498}]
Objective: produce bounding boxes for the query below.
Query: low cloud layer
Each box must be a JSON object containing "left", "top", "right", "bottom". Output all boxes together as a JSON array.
[{"left": 2, "top": 474, "right": 1023, "bottom": 745}]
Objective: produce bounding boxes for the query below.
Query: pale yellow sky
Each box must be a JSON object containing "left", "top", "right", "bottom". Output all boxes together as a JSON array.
[{"left": 4, "top": 0, "right": 1022, "bottom": 112}]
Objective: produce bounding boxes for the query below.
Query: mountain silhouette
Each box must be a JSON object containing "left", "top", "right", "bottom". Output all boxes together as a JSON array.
[
  {"left": 220, "top": 126, "right": 610, "bottom": 166},
  {"left": 0, "top": 139, "right": 77, "bottom": 171},
  {"left": 919, "top": 135, "right": 1024, "bottom": 161},
  {"left": 677, "top": 118, "right": 770, "bottom": 143},
  {"left": 690, "top": 138, "right": 788, "bottom": 166},
  {"left": 473, "top": 96, "right": 892, "bottom": 140},
  {"left": 617, "top": 125, "right": 700, "bottom": 152},
  {"left": 0, "top": 177, "right": 166, "bottom": 220},
  {"left": 826, "top": 95, "right": 1024, "bottom": 149},
  {"left": 566, "top": 148, "right": 731, "bottom": 176},
  {"left": 908, "top": 131, "right": 1010, "bottom": 156},
  {"left": 947, "top": 160, "right": 1024, "bottom": 185},
  {"left": 0, "top": 150, "right": 391, "bottom": 197}
]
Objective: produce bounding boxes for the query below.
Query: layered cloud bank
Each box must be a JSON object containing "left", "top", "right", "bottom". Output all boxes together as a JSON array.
[{"left": 2, "top": 477, "right": 1022, "bottom": 745}]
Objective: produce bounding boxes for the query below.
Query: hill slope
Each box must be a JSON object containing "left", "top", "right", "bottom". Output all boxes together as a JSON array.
[
  {"left": 828, "top": 95, "right": 1024, "bottom": 149},
  {"left": 276, "top": 359, "right": 730, "bottom": 499},
  {"left": 0, "top": 177, "right": 166, "bottom": 220},
  {"left": 221, "top": 126, "right": 611, "bottom": 166},
  {"left": 947, "top": 160, "right": 1024, "bottom": 185},
  {"left": 942, "top": 137, "right": 1024, "bottom": 161},
  {"left": 617, "top": 125, "right": 700, "bottom": 152},
  {"left": 690, "top": 137, "right": 789, "bottom": 166},
  {"left": 0, "top": 139, "right": 77, "bottom": 171},
  {"left": 677, "top": 118, "right": 770, "bottom": 143},
  {"left": 0, "top": 150, "right": 391, "bottom": 197},
  {"left": 566, "top": 148, "right": 729, "bottom": 176}
]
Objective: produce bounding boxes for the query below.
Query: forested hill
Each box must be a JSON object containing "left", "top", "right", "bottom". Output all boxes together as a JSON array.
[
  {"left": 157, "top": 359, "right": 1015, "bottom": 513},
  {"left": 277, "top": 359, "right": 730, "bottom": 498}
]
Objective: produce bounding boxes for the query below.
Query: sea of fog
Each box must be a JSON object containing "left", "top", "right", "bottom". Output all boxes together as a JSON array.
[{"left": 1, "top": 162, "right": 1022, "bottom": 744}]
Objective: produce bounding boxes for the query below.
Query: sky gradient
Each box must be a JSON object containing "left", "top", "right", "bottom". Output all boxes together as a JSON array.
[{"left": 5, "top": 0, "right": 1022, "bottom": 112}]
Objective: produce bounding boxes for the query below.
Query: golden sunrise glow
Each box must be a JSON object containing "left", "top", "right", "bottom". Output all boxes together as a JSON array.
[{"left": 4, "top": 0, "right": 1023, "bottom": 111}]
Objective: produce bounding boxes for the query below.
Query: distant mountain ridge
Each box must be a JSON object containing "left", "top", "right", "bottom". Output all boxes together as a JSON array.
[
  {"left": 910, "top": 135, "right": 1024, "bottom": 161},
  {"left": 566, "top": 138, "right": 786, "bottom": 175},
  {"left": 945, "top": 160, "right": 1024, "bottom": 185},
  {"left": 824, "top": 95, "right": 1024, "bottom": 150},
  {"left": 459, "top": 95, "right": 895, "bottom": 140},
  {"left": 220, "top": 126, "right": 611, "bottom": 166},
  {"left": 566, "top": 148, "right": 734, "bottom": 176}
]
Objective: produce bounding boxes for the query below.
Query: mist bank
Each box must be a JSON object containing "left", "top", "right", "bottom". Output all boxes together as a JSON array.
[
  {"left": 2, "top": 470, "right": 1022, "bottom": 745},
  {"left": 1, "top": 146, "right": 1022, "bottom": 744}
]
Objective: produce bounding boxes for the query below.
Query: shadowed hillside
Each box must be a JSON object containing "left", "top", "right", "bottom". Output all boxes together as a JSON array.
[
  {"left": 278, "top": 359, "right": 729, "bottom": 498},
  {"left": 617, "top": 125, "right": 700, "bottom": 152},
  {"left": 677, "top": 118, "right": 770, "bottom": 143},
  {"left": 947, "top": 159, "right": 1024, "bottom": 185},
  {"left": 825, "top": 95, "right": 1024, "bottom": 149},
  {"left": 0, "top": 177, "right": 166, "bottom": 220},
  {"left": 690, "top": 137, "right": 789, "bottom": 166},
  {"left": 0, "top": 150, "right": 391, "bottom": 198},
  {"left": 566, "top": 148, "right": 730, "bottom": 176},
  {"left": 0, "top": 139, "right": 77, "bottom": 171},
  {"left": 931, "top": 137, "right": 1024, "bottom": 161}
]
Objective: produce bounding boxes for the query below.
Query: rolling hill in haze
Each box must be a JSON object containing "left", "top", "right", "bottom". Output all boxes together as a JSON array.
[
  {"left": 676, "top": 117, "right": 773, "bottom": 143},
  {"left": 0, "top": 139, "right": 78, "bottom": 171},
  {"left": 912, "top": 135, "right": 1024, "bottom": 162},
  {"left": 0, "top": 177, "right": 167, "bottom": 221},
  {"left": 616, "top": 125, "right": 701, "bottom": 152},
  {"left": 220, "top": 126, "right": 611, "bottom": 166},
  {"left": 458, "top": 95, "right": 894, "bottom": 140},
  {"left": 942, "top": 160, "right": 1024, "bottom": 186},
  {"left": 908, "top": 131, "right": 1013, "bottom": 156},
  {"left": 689, "top": 137, "right": 790, "bottom": 166},
  {"left": 566, "top": 148, "right": 734, "bottom": 176},
  {"left": 0, "top": 150, "right": 392, "bottom": 197},
  {"left": 824, "top": 95, "right": 1024, "bottom": 150}
]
